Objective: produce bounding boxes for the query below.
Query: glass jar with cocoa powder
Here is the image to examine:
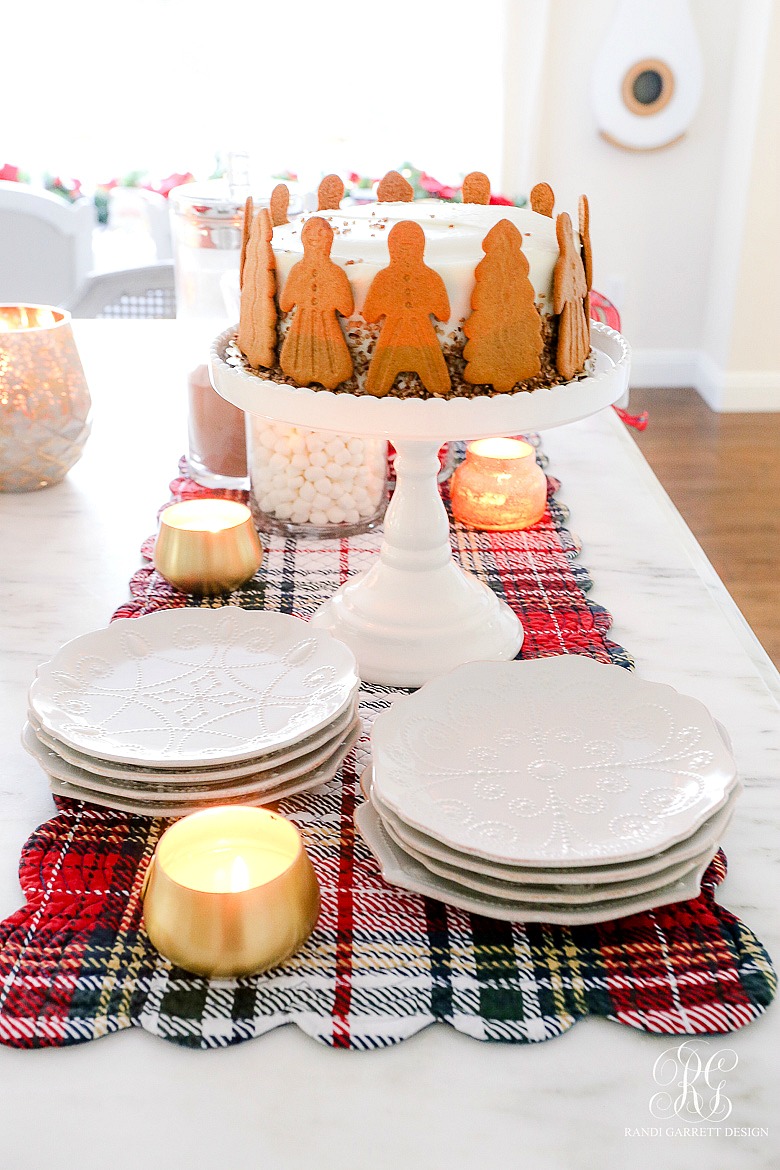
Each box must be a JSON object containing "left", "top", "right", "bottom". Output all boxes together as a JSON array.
[{"left": 171, "top": 182, "right": 250, "bottom": 489}]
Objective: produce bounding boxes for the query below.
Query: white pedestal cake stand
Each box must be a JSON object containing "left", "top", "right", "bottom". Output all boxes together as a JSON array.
[{"left": 210, "top": 322, "right": 630, "bottom": 687}]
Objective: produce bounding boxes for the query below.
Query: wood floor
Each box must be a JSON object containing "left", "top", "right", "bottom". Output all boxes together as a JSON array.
[{"left": 625, "top": 386, "right": 780, "bottom": 669}]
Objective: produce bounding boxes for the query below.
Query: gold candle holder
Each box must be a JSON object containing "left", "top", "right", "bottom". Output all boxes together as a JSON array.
[
  {"left": 450, "top": 437, "right": 547, "bottom": 531},
  {"left": 153, "top": 498, "right": 262, "bottom": 595},
  {"left": 143, "top": 806, "right": 320, "bottom": 978},
  {"left": 0, "top": 304, "right": 91, "bottom": 492}
]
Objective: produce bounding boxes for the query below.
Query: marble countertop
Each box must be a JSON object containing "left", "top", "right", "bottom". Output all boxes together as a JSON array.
[{"left": 0, "top": 321, "right": 777, "bottom": 1170}]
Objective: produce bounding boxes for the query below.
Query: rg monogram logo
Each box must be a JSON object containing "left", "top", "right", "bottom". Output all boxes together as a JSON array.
[{"left": 649, "top": 1040, "right": 738, "bottom": 1122}]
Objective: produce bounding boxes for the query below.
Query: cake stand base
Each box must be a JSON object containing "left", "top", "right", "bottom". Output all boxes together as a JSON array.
[
  {"left": 312, "top": 438, "right": 522, "bottom": 686},
  {"left": 311, "top": 567, "right": 523, "bottom": 688}
]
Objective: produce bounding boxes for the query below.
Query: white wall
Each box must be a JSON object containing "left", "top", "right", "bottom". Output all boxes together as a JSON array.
[{"left": 502, "top": 0, "right": 780, "bottom": 410}]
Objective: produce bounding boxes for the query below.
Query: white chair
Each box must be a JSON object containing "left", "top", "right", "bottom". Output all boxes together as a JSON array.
[
  {"left": 107, "top": 187, "right": 173, "bottom": 261},
  {"left": 65, "top": 263, "right": 177, "bottom": 318},
  {"left": 0, "top": 180, "right": 96, "bottom": 306}
]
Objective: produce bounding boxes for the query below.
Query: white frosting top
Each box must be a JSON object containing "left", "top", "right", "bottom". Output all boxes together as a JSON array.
[{"left": 272, "top": 201, "right": 565, "bottom": 333}]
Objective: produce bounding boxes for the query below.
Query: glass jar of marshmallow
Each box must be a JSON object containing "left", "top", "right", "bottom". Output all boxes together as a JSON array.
[{"left": 247, "top": 417, "right": 388, "bottom": 538}]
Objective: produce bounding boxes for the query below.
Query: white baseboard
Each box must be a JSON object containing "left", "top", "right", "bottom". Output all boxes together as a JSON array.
[{"left": 630, "top": 348, "right": 780, "bottom": 412}]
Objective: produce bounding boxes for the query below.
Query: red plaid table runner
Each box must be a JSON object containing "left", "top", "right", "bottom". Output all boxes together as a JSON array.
[{"left": 0, "top": 449, "right": 774, "bottom": 1049}]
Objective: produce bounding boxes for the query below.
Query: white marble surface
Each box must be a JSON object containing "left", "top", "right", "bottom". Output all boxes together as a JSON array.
[{"left": 0, "top": 321, "right": 777, "bottom": 1170}]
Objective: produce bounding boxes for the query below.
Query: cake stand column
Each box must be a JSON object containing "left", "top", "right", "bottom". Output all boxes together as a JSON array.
[{"left": 310, "top": 437, "right": 523, "bottom": 687}]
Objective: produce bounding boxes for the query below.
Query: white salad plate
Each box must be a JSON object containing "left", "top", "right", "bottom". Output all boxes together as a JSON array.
[
  {"left": 355, "top": 800, "right": 710, "bottom": 926},
  {"left": 23, "top": 716, "right": 361, "bottom": 801},
  {"left": 376, "top": 796, "right": 715, "bottom": 905},
  {"left": 363, "top": 765, "right": 739, "bottom": 885},
  {"left": 370, "top": 656, "right": 738, "bottom": 867},
  {"left": 44, "top": 721, "right": 360, "bottom": 818},
  {"left": 27, "top": 699, "right": 358, "bottom": 784},
  {"left": 29, "top": 607, "right": 360, "bottom": 766}
]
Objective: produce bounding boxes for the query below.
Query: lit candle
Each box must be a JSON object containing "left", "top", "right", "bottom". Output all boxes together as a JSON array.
[
  {"left": 450, "top": 437, "right": 547, "bottom": 531},
  {"left": 153, "top": 498, "right": 262, "bottom": 595},
  {"left": 143, "top": 807, "right": 320, "bottom": 978},
  {"left": 0, "top": 304, "right": 91, "bottom": 492}
]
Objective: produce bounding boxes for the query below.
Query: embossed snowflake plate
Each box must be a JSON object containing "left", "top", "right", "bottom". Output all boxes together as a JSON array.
[
  {"left": 28, "top": 607, "right": 359, "bottom": 766},
  {"left": 370, "top": 656, "right": 739, "bottom": 866},
  {"left": 362, "top": 763, "right": 740, "bottom": 885},
  {"left": 355, "top": 800, "right": 712, "bottom": 926}
]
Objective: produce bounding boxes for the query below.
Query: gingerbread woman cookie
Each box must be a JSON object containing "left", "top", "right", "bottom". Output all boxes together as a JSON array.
[
  {"left": 578, "top": 194, "right": 593, "bottom": 325},
  {"left": 238, "top": 207, "right": 278, "bottom": 369},
  {"left": 239, "top": 196, "right": 253, "bottom": 289},
  {"left": 553, "top": 212, "right": 589, "bottom": 381}
]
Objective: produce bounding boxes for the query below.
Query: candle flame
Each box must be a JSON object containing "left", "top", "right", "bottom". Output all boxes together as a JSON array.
[
  {"left": 468, "top": 437, "right": 534, "bottom": 461},
  {"left": 0, "top": 305, "right": 58, "bottom": 332},
  {"left": 162, "top": 499, "right": 250, "bottom": 533}
]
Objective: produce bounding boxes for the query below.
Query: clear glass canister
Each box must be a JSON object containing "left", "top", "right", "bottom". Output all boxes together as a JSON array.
[
  {"left": 170, "top": 181, "right": 249, "bottom": 489},
  {"left": 247, "top": 417, "right": 388, "bottom": 538}
]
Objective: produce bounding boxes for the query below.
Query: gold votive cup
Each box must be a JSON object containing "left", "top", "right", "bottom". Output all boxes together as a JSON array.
[
  {"left": 153, "top": 498, "right": 262, "bottom": 595},
  {"left": 143, "top": 807, "right": 320, "bottom": 978},
  {"left": 450, "top": 437, "right": 547, "bottom": 531}
]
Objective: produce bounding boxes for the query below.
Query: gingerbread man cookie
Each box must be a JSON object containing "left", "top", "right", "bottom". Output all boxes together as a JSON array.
[
  {"left": 530, "top": 182, "right": 555, "bottom": 217},
  {"left": 376, "top": 171, "right": 414, "bottom": 203},
  {"left": 270, "top": 183, "right": 290, "bottom": 227},
  {"left": 462, "top": 172, "right": 491, "bottom": 205},
  {"left": 362, "top": 220, "right": 451, "bottom": 396},
  {"left": 278, "top": 216, "right": 354, "bottom": 390},
  {"left": 317, "top": 174, "right": 344, "bottom": 211}
]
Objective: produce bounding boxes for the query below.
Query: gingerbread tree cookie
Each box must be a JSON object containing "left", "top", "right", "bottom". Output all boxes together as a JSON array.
[
  {"left": 530, "top": 182, "right": 555, "bottom": 217},
  {"left": 578, "top": 193, "right": 593, "bottom": 324},
  {"left": 376, "top": 170, "right": 414, "bottom": 202},
  {"left": 362, "top": 220, "right": 451, "bottom": 396},
  {"left": 553, "top": 212, "right": 589, "bottom": 381},
  {"left": 270, "top": 183, "right": 290, "bottom": 227},
  {"left": 238, "top": 208, "right": 278, "bottom": 369},
  {"left": 463, "top": 219, "right": 543, "bottom": 392},
  {"left": 317, "top": 174, "right": 344, "bottom": 211},
  {"left": 462, "top": 171, "right": 490, "bottom": 205},
  {"left": 278, "top": 216, "right": 354, "bottom": 390},
  {"left": 239, "top": 196, "right": 253, "bottom": 289}
]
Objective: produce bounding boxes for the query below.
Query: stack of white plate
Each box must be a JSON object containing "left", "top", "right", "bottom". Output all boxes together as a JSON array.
[
  {"left": 357, "top": 657, "right": 740, "bottom": 925},
  {"left": 24, "top": 607, "right": 360, "bottom": 817}
]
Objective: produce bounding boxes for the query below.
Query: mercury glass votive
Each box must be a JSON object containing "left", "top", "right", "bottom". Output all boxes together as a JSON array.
[
  {"left": 0, "top": 304, "right": 92, "bottom": 492},
  {"left": 450, "top": 438, "right": 547, "bottom": 531},
  {"left": 153, "top": 498, "right": 262, "bottom": 595},
  {"left": 143, "top": 807, "right": 320, "bottom": 978}
]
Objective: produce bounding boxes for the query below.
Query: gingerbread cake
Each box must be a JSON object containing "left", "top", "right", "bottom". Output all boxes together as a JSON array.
[{"left": 235, "top": 172, "right": 593, "bottom": 399}]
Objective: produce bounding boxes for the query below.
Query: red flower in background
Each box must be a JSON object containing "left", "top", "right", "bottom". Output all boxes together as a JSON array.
[
  {"left": 145, "top": 172, "right": 195, "bottom": 198},
  {"left": 489, "top": 193, "right": 514, "bottom": 206},
  {"left": 0, "top": 163, "right": 22, "bottom": 182},
  {"left": 419, "top": 172, "right": 460, "bottom": 201}
]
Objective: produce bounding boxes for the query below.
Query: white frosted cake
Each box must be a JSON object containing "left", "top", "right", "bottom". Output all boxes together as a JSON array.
[{"left": 235, "top": 174, "right": 593, "bottom": 398}]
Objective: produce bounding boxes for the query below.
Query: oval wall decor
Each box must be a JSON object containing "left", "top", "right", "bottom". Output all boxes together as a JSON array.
[{"left": 592, "top": 0, "right": 703, "bottom": 151}]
